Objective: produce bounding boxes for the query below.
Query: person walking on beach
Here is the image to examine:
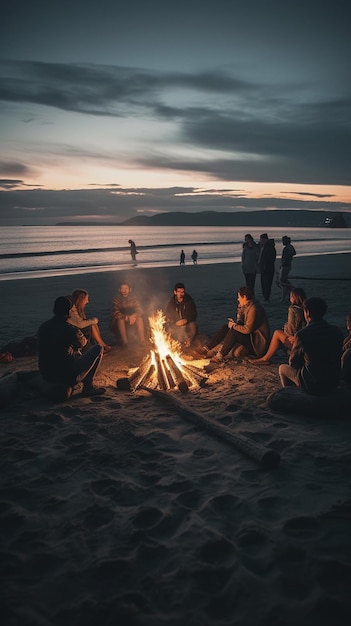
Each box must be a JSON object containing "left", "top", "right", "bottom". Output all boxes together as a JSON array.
[
  {"left": 38, "top": 296, "right": 105, "bottom": 397},
  {"left": 110, "top": 282, "right": 145, "bottom": 347},
  {"left": 191, "top": 249, "right": 198, "bottom": 264},
  {"left": 68, "top": 289, "right": 111, "bottom": 353},
  {"left": 258, "top": 233, "right": 276, "bottom": 303},
  {"left": 278, "top": 235, "right": 296, "bottom": 302},
  {"left": 278, "top": 297, "right": 343, "bottom": 395},
  {"left": 241, "top": 234, "right": 259, "bottom": 289},
  {"left": 180, "top": 250, "right": 185, "bottom": 265},
  {"left": 129, "top": 239, "right": 138, "bottom": 264},
  {"left": 165, "top": 282, "right": 197, "bottom": 347},
  {"left": 200, "top": 286, "right": 270, "bottom": 362},
  {"left": 249, "top": 287, "right": 306, "bottom": 364}
]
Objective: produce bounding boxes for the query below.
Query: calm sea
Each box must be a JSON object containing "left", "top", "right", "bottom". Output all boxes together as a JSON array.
[{"left": 1, "top": 225, "right": 351, "bottom": 281}]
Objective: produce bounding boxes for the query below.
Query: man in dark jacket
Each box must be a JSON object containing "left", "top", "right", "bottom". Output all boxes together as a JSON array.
[
  {"left": 38, "top": 296, "right": 105, "bottom": 397},
  {"left": 279, "top": 297, "right": 343, "bottom": 395},
  {"left": 165, "top": 282, "right": 197, "bottom": 347}
]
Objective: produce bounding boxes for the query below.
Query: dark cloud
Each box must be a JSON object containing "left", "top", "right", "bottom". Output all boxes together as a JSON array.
[{"left": 2, "top": 60, "right": 349, "bottom": 186}]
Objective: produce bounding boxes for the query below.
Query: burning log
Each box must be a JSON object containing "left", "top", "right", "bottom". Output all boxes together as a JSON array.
[
  {"left": 180, "top": 362, "right": 208, "bottom": 388},
  {"left": 162, "top": 359, "right": 176, "bottom": 389},
  {"left": 154, "top": 351, "right": 168, "bottom": 391},
  {"left": 133, "top": 363, "right": 156, "bottom": 391},
  {"left": 141, "top": 387, "right": 281, "bottom": 470},
  {"left": 165, "top": 354, "right": 189, "bottom": 394}
]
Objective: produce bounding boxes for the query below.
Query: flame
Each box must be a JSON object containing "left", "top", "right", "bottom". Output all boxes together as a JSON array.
[{"left": 149, "top": 310, "right": 183, "bottom": 365}]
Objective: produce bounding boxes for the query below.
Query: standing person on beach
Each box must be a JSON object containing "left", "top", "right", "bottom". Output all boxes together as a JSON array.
[
  {"left": 241, "top": 234, "right": 259, "bottom": 289},
  {"left": 200, "top": 286, "right": 270, "bottom": 362},
  {"left": 180, "top": 250, "right": 185, "bottom": 265},
  {"left": 278, "top": 235, "right": 296, "bottom": 302},
  {"left": 249, "top": 287, "right": 306, "bottom": 364},
  {"left": 165, "top": 282, "right": 197, "bottom": 347},
  {"left": 129, "top": 239, "right": 138, "bottom": 264},
  {"left": 110, "top": 282, "right": 145, "bottom": 347},
  {"left": 258, "top": 234, "right": 276, "bottom": 303},
  {"left": 68, "top": 289, "right": 111, "bottom": 353},
  {"left": 279, "top": 297, "right": 343, "bottom": 394},
  {"left": 38, "top": 296, "right": 105, "bottom": 397},
  {"left": 191, "top": 249, "right": 198, "bottom": 264}
]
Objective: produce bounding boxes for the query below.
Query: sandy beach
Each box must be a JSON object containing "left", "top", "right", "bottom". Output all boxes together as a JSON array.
[{"left": 1, "top": 253, "right": 351, "bottom": 625}]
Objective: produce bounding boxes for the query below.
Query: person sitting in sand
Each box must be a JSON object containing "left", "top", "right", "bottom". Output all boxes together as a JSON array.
[
  {"left": 165, "top": 282, "right": 197, "bottom": 348},
  {"left": 200, "top": 286, "right": 270, "bottom": 362},
  {"left": 38, "top": 296, "right": 105, "bottom": 397},
  {"left": 110, "top": 282, "right": 145, "bottom": 347},
  {"left": 249, "top": 287, "right": 306, "bottom": 365},
  {"left": 68, "top": 289, "right": 111, "bottom": 353},
  {"left": 341, "top": 311, "right": 351, "bottom": 384},
  {"left": 278, "top": 297, "right": 344, "bottom": 395}
]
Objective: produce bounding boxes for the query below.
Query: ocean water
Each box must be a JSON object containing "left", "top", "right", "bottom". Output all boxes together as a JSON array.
[{"left": 1, "top": 225, "right": 351, "bottom": 281}]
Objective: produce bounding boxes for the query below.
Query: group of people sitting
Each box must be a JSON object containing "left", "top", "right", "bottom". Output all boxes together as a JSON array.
[
  {"left": 162, "top": 282, "right": 351, "bottom": 398},
  {"left": 37, "top": 278, "right": 351, "bottom": 400}
]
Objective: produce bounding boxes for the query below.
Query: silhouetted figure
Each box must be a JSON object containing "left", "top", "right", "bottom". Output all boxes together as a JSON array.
[
  {"left": 191, "top": 249, "right": 198, "bottom": 264},
  {"left": 258, "top": 233, "right": 276, "bottom": 302},
  {"left": 180, "top": 250, "right": 185, "bottom": 265},
  {"left": 241, "top": 234, "right": 259, "bottom": 289},
  {"left": 38, "top": 296, "right": 105, "bottom": 397},
  {"left": 129, "top": 239, "right": 138, "bottom": 263},
  {"left": 278, "top": 235, "right": 296, "bottom": 302},
  {"left": 279, "top": 297, "right": 343, "bottom": 395}
]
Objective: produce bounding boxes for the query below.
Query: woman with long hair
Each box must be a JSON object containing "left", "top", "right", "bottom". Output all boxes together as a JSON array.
[
  {"left": 249, "top": 287, "right": 306, "bottom": 364},
  {"left": 68, "top": 289, "right": 111, "bottom": 353}
]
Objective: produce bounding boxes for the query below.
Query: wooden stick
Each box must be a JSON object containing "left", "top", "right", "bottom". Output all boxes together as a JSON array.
[
  {"left": 133, "top": 363, "right": 156, "bottom": 391},
  {"left": 154, "top": 351, "right": 168, "bottom": 390},
  {"left": 180, "top": 363, "right": 208, "bottom": 387},
  {"left": 165, "top": 355, "right": 189, "bottom": 393},
  {"left": 140, "top": 387, "right": 280, "bottom": 469}
]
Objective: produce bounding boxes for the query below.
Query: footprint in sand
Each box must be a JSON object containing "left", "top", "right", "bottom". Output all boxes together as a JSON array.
[{"left": 132, "top": 506, "right": 163, "bottom": 530}]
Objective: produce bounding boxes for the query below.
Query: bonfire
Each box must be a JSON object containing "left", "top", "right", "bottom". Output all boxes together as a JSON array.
[{"left": 123, "top": 310, "right": 208, "bottom": 393}]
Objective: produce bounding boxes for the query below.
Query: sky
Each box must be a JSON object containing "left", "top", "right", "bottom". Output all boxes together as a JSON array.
[{"left": 0, "top": 0, "right": 351, "bottom": 225}]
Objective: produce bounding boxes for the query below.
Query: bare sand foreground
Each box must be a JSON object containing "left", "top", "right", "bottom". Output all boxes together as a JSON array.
[{"left": 1, "top": 253, "right": 351, "bottom": 626}]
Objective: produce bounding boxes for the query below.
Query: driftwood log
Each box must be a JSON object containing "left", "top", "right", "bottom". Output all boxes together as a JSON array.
[{"left": 141, "top": 386, "right": 281, "bottom": 469}]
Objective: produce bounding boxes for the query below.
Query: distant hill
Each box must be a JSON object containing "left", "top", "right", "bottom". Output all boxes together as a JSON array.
[
  {"left": 56, "top": 210, "right": 351, "bottom": 228},
  {"left": 120, "top": 210, "right": 351, "bottom": 228}
]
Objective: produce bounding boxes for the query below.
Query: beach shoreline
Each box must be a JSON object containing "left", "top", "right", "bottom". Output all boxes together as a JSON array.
[{"left": 1, "top": 252, "right": 350, "bottom": 347}]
